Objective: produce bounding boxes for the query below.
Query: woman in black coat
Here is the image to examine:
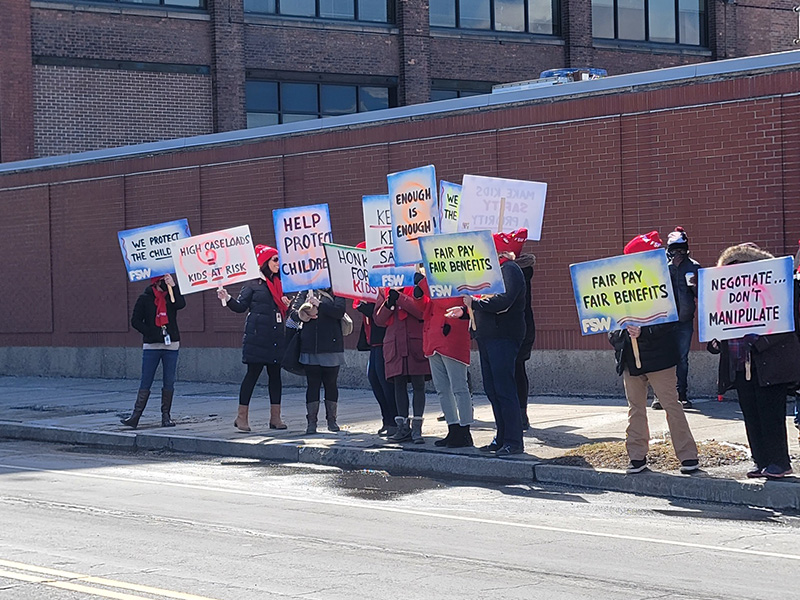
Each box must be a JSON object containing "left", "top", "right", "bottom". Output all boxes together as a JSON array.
[
  {"left": 122, "top": 273, "right": 186, "bottom": 429},
  {"left": 289, "top": 287, "right": 346, "bottom": 434},
  {"left": 218, "top": 245, "right": 289, "bottom": 432}
]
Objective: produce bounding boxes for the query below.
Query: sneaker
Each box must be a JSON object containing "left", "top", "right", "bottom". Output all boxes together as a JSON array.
[
  {"left": 746, "top": 467, "right": 766, "bottom": 478},
  {"left": 495, "top": 445, "right": 524, "bottom": 457},
  {"left": 681, "top": 399, "right": 693, "bottom": 409},
  {"left": 763, "top": 464, "right": 793, "bottom": 479},
  {"left": 651, "top": 400, "right": 663, "bottom": 410},
  {"left": 436, "top": 414, "right": 446, "bottom": 422},
  {"left": 626, "top": 459, "right": 647, "bottom": 474},
  {"left": 479, "top": 442, "right": 500, "bottom": 452},
  {"left": 680, "top": 459, "right": 699, "bottom": 473}
]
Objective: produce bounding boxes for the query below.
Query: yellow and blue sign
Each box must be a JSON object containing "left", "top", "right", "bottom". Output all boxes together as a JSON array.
[{"left": 387, "top": 165, "right": 439, "bottom": 265}]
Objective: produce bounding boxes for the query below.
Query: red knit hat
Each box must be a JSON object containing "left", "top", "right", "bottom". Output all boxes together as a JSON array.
[
  {"left": 624, "top": 231, "right": 663, "bottom": 254},
  {"left": 492, "top": 228, "right": 528, "bottom": 258},
  {"left": 255, "top": 244, "right": 278, "bottom": 267},
  {"left": 356, "top": 241, "right": 367, "bottom": 249}
]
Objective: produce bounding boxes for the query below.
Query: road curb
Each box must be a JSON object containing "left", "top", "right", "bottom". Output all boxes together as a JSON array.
[{"left": 2, "top": 421, "right": 798, "bottom": 511}]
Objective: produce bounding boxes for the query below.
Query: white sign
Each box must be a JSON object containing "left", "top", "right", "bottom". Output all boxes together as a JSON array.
[
  {"left": 458, "top": 174, "right": 546, "bottom": 240},
  {"left": 323, "top": 243, "right": 379, "bottom": 302}
]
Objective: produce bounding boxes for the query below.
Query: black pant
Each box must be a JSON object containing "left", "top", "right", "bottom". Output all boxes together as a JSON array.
[
  {"left": 239, "top": 363, "right": 282, "bottom": 406},
  {"left": 305, "top": 365, "right": 340, "bottom": 404},
  {"left": 393, "top": 374, "right": 426, "bottom": 418},
  {"left": 368, "top": 346, "right": 397, "bottom": 427},
  {"left": 734, "top": 369, "right": 791, "bottom": 471}
]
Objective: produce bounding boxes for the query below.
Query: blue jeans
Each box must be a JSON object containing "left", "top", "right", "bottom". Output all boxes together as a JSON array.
[
  {"left": 139, "top": 349, "right": 179, "bottom": 392},
  {"left": 478, "top": 338, "right": 523, "bottom": 450},
  {"left": 674, "top": 320, "right": 694, "bottom": 397}
]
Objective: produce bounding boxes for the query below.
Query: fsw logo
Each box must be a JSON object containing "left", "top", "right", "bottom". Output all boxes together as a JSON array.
[
  {"left": 581, "top": 317, "right": 612, "bottom": 334},
  {"left": 429, "top": 285, "right": 453, "bottom": 298}
]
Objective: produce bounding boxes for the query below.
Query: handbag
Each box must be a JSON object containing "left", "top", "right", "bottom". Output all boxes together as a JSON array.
[
  {"left": 341, "top": 312, "right": 354, "bottom": 336},
  {"left": 281, "top": 325, "right": 305, "bottom": 376}
]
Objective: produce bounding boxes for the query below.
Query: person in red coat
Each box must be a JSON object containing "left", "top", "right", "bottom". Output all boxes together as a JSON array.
[
  {"left": 414, "top": 273, "right": 473, "bottom": 447},
  {"left": 374, "top": 286, "right": 430, "bottom": 443}
]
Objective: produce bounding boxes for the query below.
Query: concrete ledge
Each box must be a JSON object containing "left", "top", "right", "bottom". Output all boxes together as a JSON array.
[
  {"left": 534, "top": 464, "right": 800, "bottom": 511},
  {"left": 0, "top": 422, "right": 137, "bottom": 448},
  {"left": 134, "top": 433, "right": 302, "bottom": 462}
]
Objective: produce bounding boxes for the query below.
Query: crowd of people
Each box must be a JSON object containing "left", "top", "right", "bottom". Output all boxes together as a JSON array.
[{"left": 119, "top": 226, "right": 800, "bottom": 478}]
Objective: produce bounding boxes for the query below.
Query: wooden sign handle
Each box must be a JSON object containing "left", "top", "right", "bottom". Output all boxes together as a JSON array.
[
  {"left": 466, "top": 304, "right": 476, "bottom": 331},
  {"left": 167, "top": 284, "right": 175, "bottom": 303},
  {"left": 631, "top": 337, "right": 642, "bottom": 369}
]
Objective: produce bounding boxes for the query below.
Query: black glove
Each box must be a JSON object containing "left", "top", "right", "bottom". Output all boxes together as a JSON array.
[
  {"left": 386, "top": 288, "right": 400, "bottom": 309},
  {"left": 413, "top": 272, "right": 424, "bottom": 285},
  {"left": 442, "top": 323, "right": 451, "bottom": 337},
  {"left": 413, "top": 285, "right": 424, "bottom": 299}
]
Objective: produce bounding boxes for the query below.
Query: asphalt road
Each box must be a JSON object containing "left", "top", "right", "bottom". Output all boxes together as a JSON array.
[{"left": 1, "top": 439, "right": 799, "bottom": 600}]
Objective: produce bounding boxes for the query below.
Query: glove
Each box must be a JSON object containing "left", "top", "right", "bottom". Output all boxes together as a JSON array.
[
  {"left": 386, "top": 288, "right": 400, "bottom": 309},
  {"left": 413, "top": 285, "right": 424, "bottom": 299},
  {"left": 442, "top": 323, "right": 451, "bottom": 337},
  {"left": 413, "top": 272, "right": 424, "bottom": 285}
]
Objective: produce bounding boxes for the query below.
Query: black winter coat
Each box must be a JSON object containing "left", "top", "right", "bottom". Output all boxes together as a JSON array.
[
  {"left": 515, "top": 254, "right": 536, "bottom": 359},
  {"left": 669, "top": 256, "right": 700, "bottom": 322},
  {"left": 609, "top": 323, "right": 679, "bottom": 376},
  {"left": 471, "top": 260, "right": 526, "bottom": 342},
  {"left": 356, "top": 301, "right": 387, "bottom": 347},
  {"left": 131, "top": 283, "right": 186, "bottom": 344},
  {"left": 708, "top": 332, "right": 800, "bottom": 394},
  {"left": 226, "top": 277, "right": 286, "bottom": 364},
  {"left": 290, "top": 290, "right": 346, "bottom": 355}
]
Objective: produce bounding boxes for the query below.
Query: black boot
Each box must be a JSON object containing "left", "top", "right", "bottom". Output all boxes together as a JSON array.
[
  {"left": 305, "top": 401, "right": 320, "bottom": 434},
  {"left": 161, "top": 389, "right": 176, "bottom": 427},
  {"left": 435, "top": 423, "right": 458, "bottom": 447},
  {"left": 325, "top": 400, "right": 340, "bottom": 432},
  {"left": 121, "top": 389, "right": 150, "bottom": 429},
  {"left": 447, "top": 424, "right": 474, "bottom": 448}
]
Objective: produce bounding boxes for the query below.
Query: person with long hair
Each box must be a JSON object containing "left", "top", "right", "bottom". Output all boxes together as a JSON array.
[{"left": 217, "top": 245, "right": 289, "bottom": 432}]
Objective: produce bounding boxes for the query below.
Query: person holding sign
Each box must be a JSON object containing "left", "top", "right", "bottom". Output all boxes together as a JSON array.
[
  {"left": 608, "top": 232, "right": 699, "bottom": 474},
  {"left": 217, "top": 245, "right": 289, "bottom": 433},
  {"left": 289, "top": 287, "right": 347, "bottom": 434},
  {"left": 121, "top": 274, "right": 185, "bottom": 429},
  {"left": 446, "top": 231, "right": 527, "bottom": 457},
  {"left": 707, "top": 243, "right": 800, "bottom": 479}
]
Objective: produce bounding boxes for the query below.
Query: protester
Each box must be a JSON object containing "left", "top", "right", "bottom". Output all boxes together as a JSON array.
[
  {"left": 355, "top": 244, "right": 398, "bottom": 437},
  {"left": 793, "top": 240, "right": 800, "bottom": 440},
  {"left": 446, "top": 230, "right": 527, "bottom": 457},
  {"left": 122, "top": 273, "right": 185, "bottom": 429},
  {"left": 514, "top": 247, "right": 536, "bottom": 430},
  {"left": 374, "top": 286, "right": 429, "bottom": 443},
  {"left": 289, "top": 287, "right": 347, "bottom": 434},
  {"left": 652, "top": 227, "right": 700, "bottom": 410},
  {"left": 707, "top": 243, "right": 800, "bottom": 479},
  {"left": 217, "top": 245, "right": 289, "bottom": 433},
  {"left": 608, "top": 231, "right": 699, "bottom": 474},
  {"left": 414, "top": 272, "right": 473, "bottom": 448}
]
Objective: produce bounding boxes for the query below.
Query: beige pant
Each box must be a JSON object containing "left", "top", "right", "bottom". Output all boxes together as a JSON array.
[{"left": 622, "top": 366, "right": 698, "bottom": 462}]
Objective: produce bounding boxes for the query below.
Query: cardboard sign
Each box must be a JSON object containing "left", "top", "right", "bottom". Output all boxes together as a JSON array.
[
  {"left": 439, "top": 181, "right": 461, "bottom": 234},
  {"left": 169, "top": 225, "right": 259, "bottom": 294},
  {"left": 569, "top": 249, "right": 678, "bottom": 335},
  {"left": 118, "top": 219, "right": 191, "bottom": 282},
  {"left": 458, "top": 175, "right": 547, "bottom": 240},
  {"left": 418, "top": 231, "right": 505, "bottom": 299},
  {"left": 273, "top": 204, "right": 333, "bottom": 293},
  {"left": 362, "top": 194, "right": 416, "bottom": 288},
  {"left": 323, "top": 243, "right": 379, "bottom": 302},
  {"left": 697, "top": 256, "right": 794, "bottom": 342},
  {"left": 387, "top": 165, "right": 439, "bottom": 265}
]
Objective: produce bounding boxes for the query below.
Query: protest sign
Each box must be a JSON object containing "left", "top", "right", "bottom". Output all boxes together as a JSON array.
[
  {"left": 323, "top": 243, "right": 379, "bottom": 302},
  {"left": 118, "top": 219, "right": 191, "bottom": 282},
  {"left": 439, "top": 181, "right": 461, "bottom": 234},
  {"left": 273, "top": 204, "right": 333, "bottom": 293},
  {"left": 569, "top": 249, "right": 677, "bottom": 335},
  {"left": 169, "top": 225, "right": 259, "bottom": 294},
  {"left": 697, "top": 256, "right": 794, "bottom": 342},
  {"left": 387, "top": 165, "right": 439, "bottom": 265},
  {"left": 362, "top": 194, "right": 416, "bottom": 288},
  {"left": 458, "top": 175, "right": 546, "bottom": 240},
  {"left": 418, "top": 230, "right": 505, "bottom": 299}
]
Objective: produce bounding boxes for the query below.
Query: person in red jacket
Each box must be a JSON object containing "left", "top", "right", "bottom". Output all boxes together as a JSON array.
[
  {"left": 374, "top": 286, "right": 430, "bottom": 443},
  {"left": 414, "top": 273, "right": 473, "bottom": 447}
]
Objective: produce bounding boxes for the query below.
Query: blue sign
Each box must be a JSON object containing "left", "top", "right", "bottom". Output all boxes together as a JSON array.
[{"left": 118, "top": 219, "right": 191, "bottom": 282}]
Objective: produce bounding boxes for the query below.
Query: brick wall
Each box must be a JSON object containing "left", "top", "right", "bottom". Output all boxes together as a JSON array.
[
  {"left": 1, "top": 66, "right": 799, "bottom": 353},
  {"left": 33, "top": 65, "right": 214, "bottom": 156},
  {"left": 0, "top": 2, "right": 34, "bottom": 161}
]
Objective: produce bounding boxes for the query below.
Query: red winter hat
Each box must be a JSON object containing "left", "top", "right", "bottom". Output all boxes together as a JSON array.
[
  {"left": 492, "top": 228, "right": 528, "bottom": 258},
  {"left": 624, "top": 231, "right": 663, "bottom": 254},
  {"left": 255, "top": 244, "right": 278, "bottom": 267},
  {"left": 356, "top": 241, "right": 367, "bottom": 249}
]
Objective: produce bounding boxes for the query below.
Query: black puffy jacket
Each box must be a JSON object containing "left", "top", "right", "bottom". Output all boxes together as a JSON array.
[
  {"left": 290, "top": 289, "right": 346, "bottom": 355},
  {"left": 609, "top": 323, "right": 678, "bottom": 376},
  {"left": 227, "top": 277, "right": 286, "bottom": 364},
  {"left": 131, "top": 283, "right": 186, "bottom": 344}
]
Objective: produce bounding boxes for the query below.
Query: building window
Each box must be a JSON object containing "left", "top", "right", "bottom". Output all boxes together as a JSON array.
[
  {"left": 430, "top": 0, "right": 559, "bottom": 35},
  {"left": 80, "top": 0, "right": 206, "bottom": 7},
  {"left": 244, "top": 0, "right": 391, "bottom": 22},
  {"left": 430, "top": 80, "right": 494, "bottom": 101},
  {"left": 246, "top": 80, "right": 394, "bottom": 127},
  {"left": 592, "top": 0, "right": 706, "bottom": 45}
]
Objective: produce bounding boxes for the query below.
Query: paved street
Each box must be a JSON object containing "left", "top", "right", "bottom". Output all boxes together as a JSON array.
[{"left": 1, "top": 440, "right": 799, "bottom": 600}]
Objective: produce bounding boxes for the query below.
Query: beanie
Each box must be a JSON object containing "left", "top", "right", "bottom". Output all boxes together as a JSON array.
[
  {"left": 624, "top": 231, "right": 663, "bottom": 255},
  {"left": 666, "top": 226, "right": 689, "bottom": 248},
  {"left": 492, "top": 228, "right": 528, "bottom": 258},
  {"left": 255, "top": 244, "right": 278, "bottom": 268},
  {"left": 356, "top": 241, "right": 367, "bottom": 249}
]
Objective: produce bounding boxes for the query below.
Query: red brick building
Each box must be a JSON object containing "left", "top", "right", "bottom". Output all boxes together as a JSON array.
[
  {"left": 1, "top": 0, "right": 798, "bottom": 162},
  {"left": 1, "top": 50, "right": 798, "bottom": 394}
]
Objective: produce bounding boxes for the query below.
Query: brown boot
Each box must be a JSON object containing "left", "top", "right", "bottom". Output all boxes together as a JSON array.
[
  {"left": 269, "top": 404, "right": 287, "bottom": 430},
  {"left": 234, "top": 405, "right": 251, "bottom": 432}
]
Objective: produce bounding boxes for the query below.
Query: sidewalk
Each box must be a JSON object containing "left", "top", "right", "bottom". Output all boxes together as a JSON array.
[{"left": 1, "top": 376, "right": 798, "bottom": 510}]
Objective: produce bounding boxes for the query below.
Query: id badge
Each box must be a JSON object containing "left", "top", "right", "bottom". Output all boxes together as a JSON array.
[{"left": 276, "top": 313, "right": 282, "bottom": 323}]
